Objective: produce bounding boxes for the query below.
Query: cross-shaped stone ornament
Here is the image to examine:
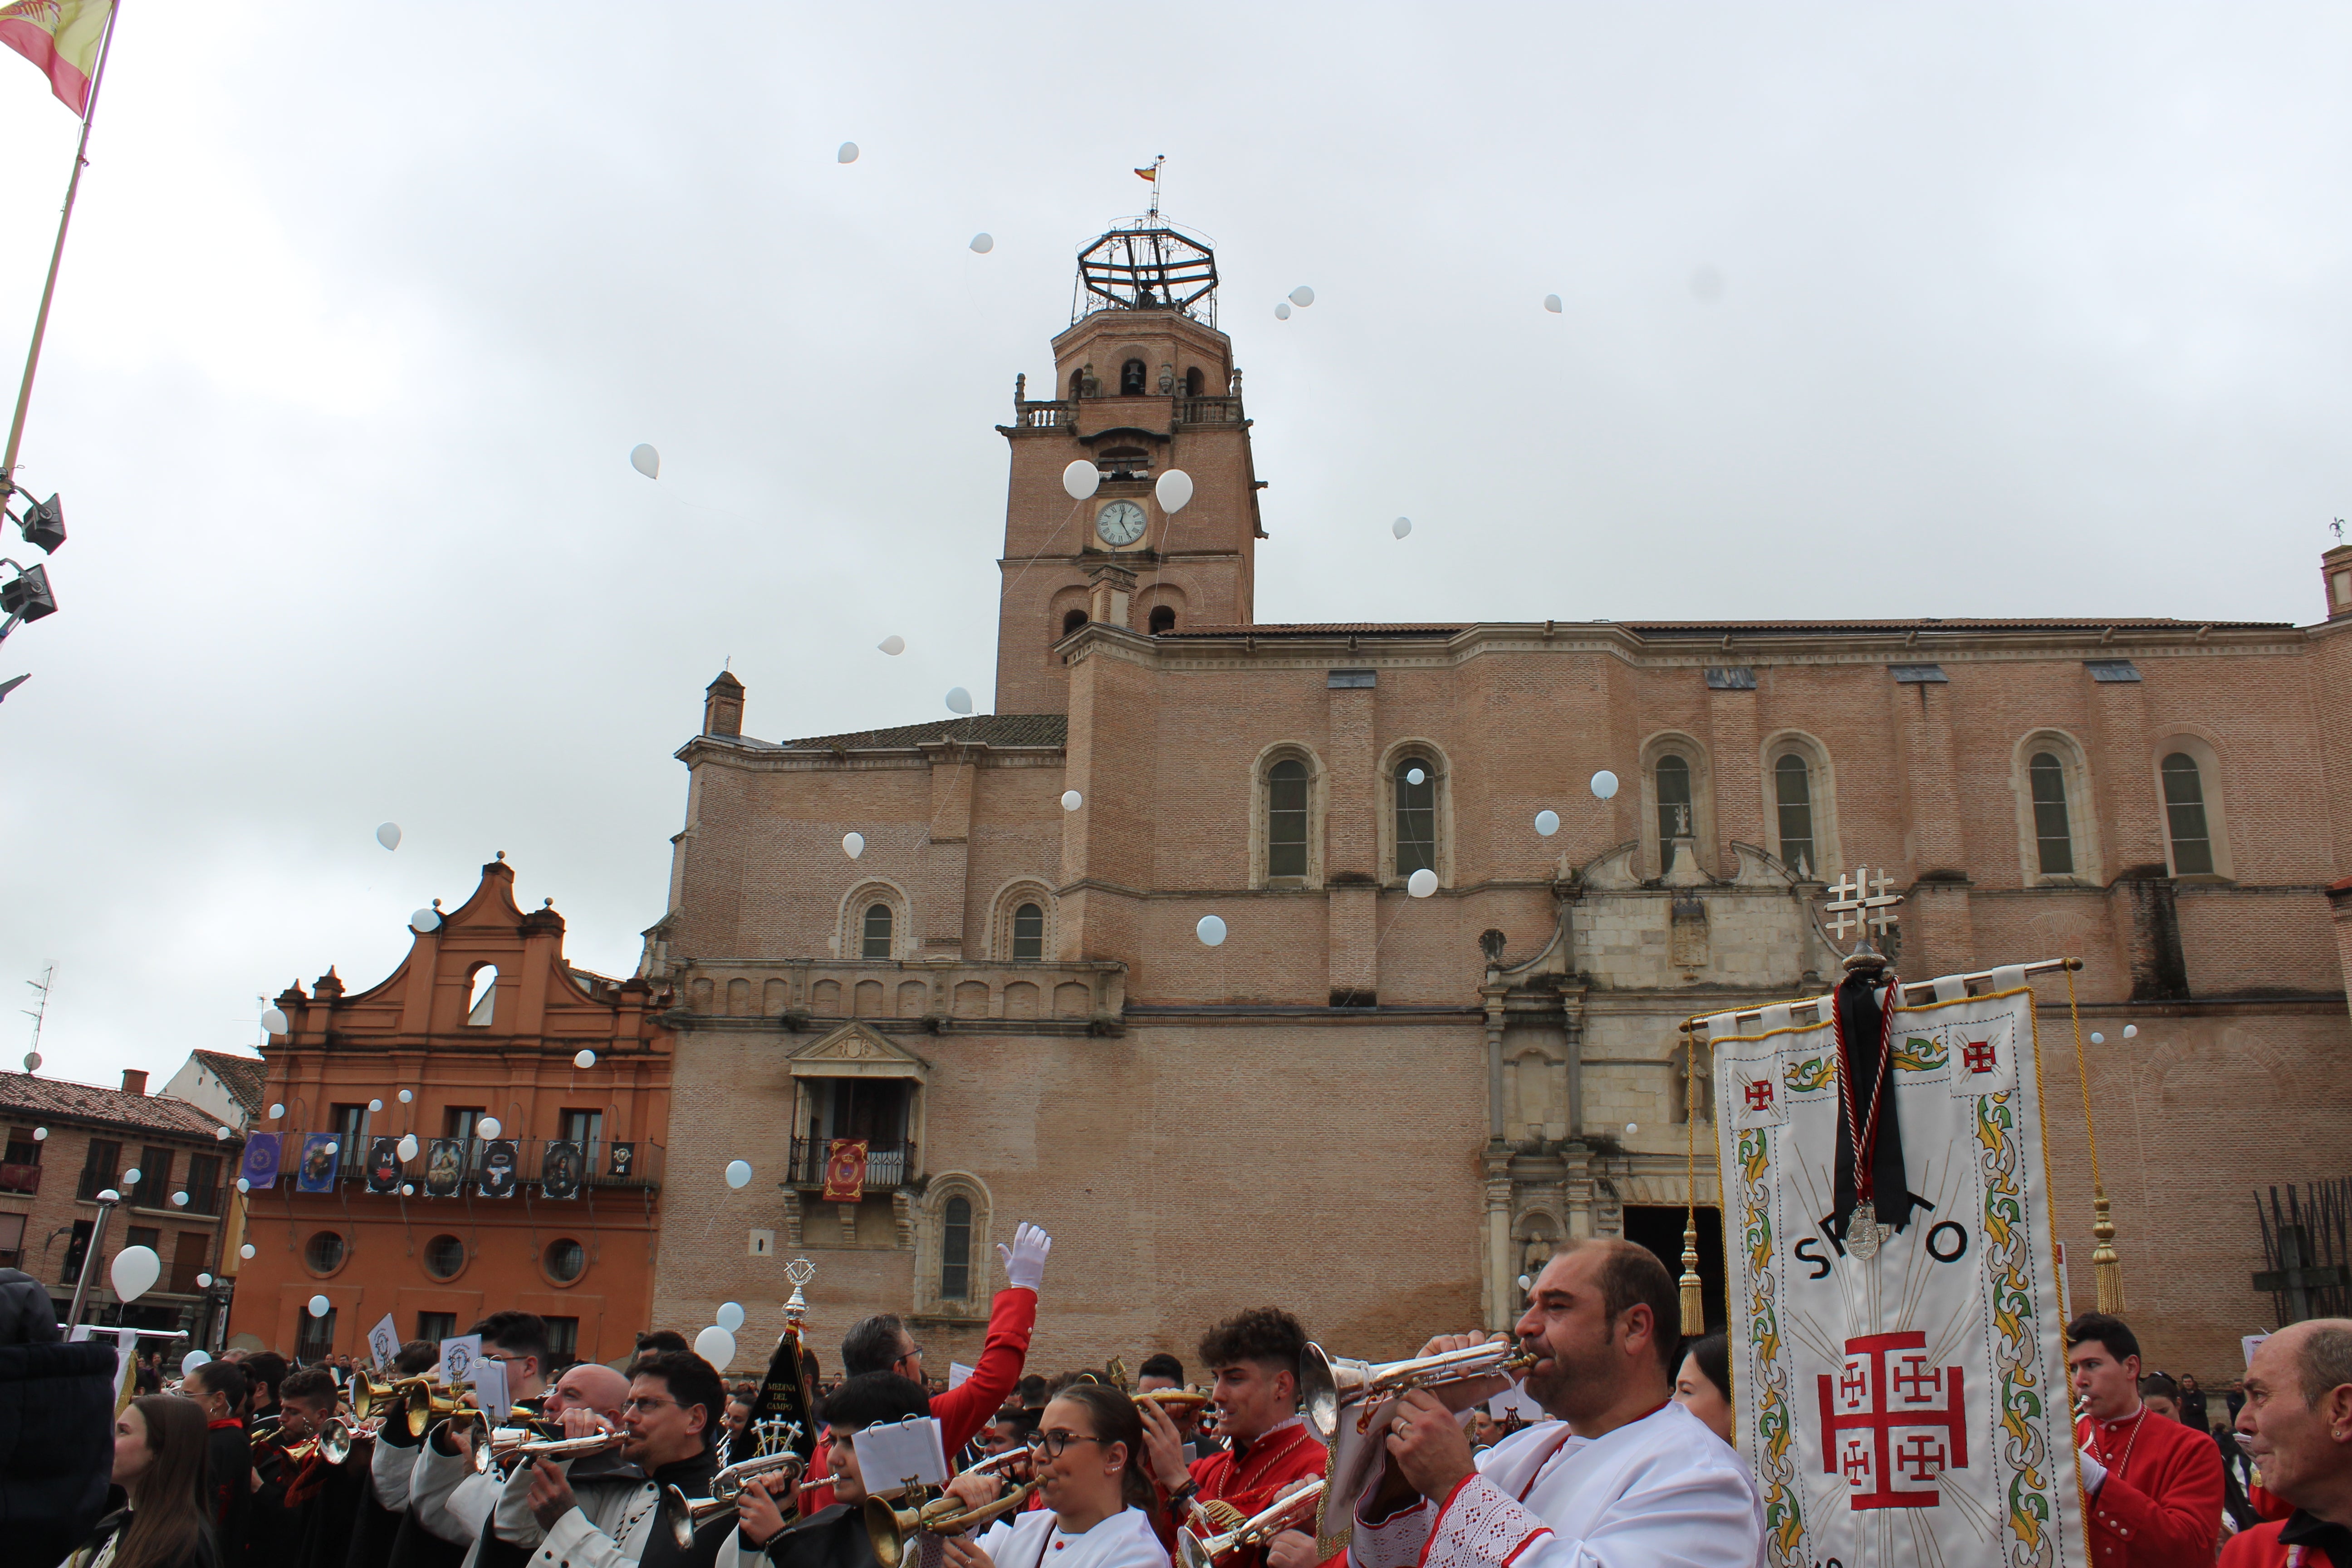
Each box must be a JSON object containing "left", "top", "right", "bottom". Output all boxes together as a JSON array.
[{"left": 1822, "top": 867, "right": 1903, "bottom": 946}]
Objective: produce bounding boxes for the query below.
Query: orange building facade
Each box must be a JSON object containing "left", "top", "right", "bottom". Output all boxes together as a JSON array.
[{"left": 226, "top": 858, "right": 676, "bottom": 1366}]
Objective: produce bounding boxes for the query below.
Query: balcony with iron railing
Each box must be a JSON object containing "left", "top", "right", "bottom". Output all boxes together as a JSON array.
[
  {"left": 786, "top": 1139, "right": 913, "bottom": 1191},
  {"left": 266, "top": 1134, "right": 664, "bottom": 1198},
  {"left": 0, "top": 1162, "right": 40, "bottom": 1195}
]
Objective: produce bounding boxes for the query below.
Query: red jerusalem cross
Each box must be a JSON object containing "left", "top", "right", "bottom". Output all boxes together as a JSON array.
[
  {"left": 1962, "top": 1039, "right": 1997, "bottom": 1074},
  {"left": 1817, "top": 1331, "right": 1968, "bottom": 1509},
  {"left": 1744, "top": 1079, "right": 1775, "bottom": 1111}
]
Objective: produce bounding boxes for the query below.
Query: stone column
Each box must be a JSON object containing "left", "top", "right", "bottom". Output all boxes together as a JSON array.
[{"left": 1483, "top": 1154, "right": 1514, "bottom": 1332}]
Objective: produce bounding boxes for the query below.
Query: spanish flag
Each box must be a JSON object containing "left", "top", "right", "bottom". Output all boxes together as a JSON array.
[
  {"left": 1134, "top": 166, "right": 1157, "bottom": 181},
  {"left": 0, "top": 0, "right": 111, "bottom": 116}
]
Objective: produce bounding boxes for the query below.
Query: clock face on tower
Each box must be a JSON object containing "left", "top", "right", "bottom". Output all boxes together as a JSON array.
[{"left": 1094, "top": 500, "right": 1147, "bottom": 547}]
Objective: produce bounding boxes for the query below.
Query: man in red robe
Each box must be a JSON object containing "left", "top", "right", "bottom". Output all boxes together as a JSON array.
[
  {"left": 1140, "top": 1307, "right": 1328, "bottom": 1568},
  {"left": 2070, "top": 1313, "right": 2225, "bottom": 1568},
  {"left": 2221, "top": 1319, "right": 2352, "bottom": 1568}
]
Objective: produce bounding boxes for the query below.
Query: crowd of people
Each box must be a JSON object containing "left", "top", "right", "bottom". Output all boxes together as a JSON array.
[{"left": 5, "top": 1236, "right": 2350, "bottom": 1568}]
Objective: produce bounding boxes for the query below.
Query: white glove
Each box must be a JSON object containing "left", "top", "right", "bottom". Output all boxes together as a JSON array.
[
  {"left": 998, "top": 1222, "right": 1052, "bottom": 1292},
  {"left": 2078, "top": 1454, "right": 2107, "bottom": 1498}
]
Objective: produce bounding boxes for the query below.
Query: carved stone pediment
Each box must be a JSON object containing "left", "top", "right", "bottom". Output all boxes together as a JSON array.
[{"left": 786, "top": 1021, "right": 930, "bottom": 1081}]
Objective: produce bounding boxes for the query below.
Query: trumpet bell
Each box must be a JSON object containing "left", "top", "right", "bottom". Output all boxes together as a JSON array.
[
  {"left": 662, "top": 1485, "right": 744, "bottom": 1551},
  {"left": 865, "top": 1480, "right": 1043, "bottom": 1568}
]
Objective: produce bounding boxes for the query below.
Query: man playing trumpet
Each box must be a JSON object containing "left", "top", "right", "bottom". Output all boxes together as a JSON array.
[{"left": 1343, "top": 1239, "right": 1763, "bottom": 1568}]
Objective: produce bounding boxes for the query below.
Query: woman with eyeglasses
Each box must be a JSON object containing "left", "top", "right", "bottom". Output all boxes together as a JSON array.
[{"left": 940, "top": 1385, "right": 1165, "bottom": 1568}]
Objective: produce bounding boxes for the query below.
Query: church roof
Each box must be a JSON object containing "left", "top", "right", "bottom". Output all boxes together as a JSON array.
[
  {"left": 776, "top": 715, "right": 1069, "bottom": 751},
  {"left": 0, "top": 1071, "right": 235, "bottom": 1141},
  {"left": 189, "top": 1051, "right": 268, "bottom": 1121}
]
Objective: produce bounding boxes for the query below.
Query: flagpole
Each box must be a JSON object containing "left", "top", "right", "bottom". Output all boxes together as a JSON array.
[{"left": 3, "top": 0, "right": 123, "bottom": 491}]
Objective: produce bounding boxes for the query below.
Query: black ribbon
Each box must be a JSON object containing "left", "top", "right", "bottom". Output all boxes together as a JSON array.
[{"left": 1831, "top": 969, "right": 1916, "bottom": 1237}]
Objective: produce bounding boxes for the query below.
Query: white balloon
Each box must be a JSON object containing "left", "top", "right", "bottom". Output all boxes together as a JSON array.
[
  {"left": 1155, "top": 469, "right": 1194, "bottom": 513},
  {"left": 573, "top": 1049, "right": 597, "bottom": 1069},
  {"left": 397, "top": 1135, "right": 418, "bottom": 1161},
  {"left": 21, "top": 1051, "right": 38, "bottom": 1071},
  {"left": 1196, "top": 914, "right": 1227, "bottom": 947},
  {"left": 235, "top": 1178, "right": 249, "bottom": 1193},
  {"left": 1274, "top": 302, "right": 1291, "bottom": 320},
  {"left": 715, "top": 1300, "right": 746, "bottom": 1332},
  {"left": 31, "top": 1127, "right": 44, "bottom": 1140},
  {"left": 476, "top": 1117, "right": 500, "bottom": 1139},
  {"left": 1392, "top": 517, "right": 1411, "bottom": 539},
  {"left": 1406, "top": 768, "right": 1426, "bottom": 786},
  {"left": 323, "top": 1142, "right": 336, "bottom": 1155},
  {"left": 837, "top": 141, "right": 859, "bottom": 163},
  {"left": 1626, "top": 1122, "right": 1640, "bottom": 1136},
  {"left": 307, "top": 1294, "right": 330, "bottom": 1318},
  {"left": 877, "top": 635, "right": 906, "bottom": 656},
  {"left": 1061, "top": 460, "right": 1100, "bottom": 500},
  {"left": 240, "top": 1243, "right": 256, "bottom": 1259},
  {"left": 398, "top": 1089, "right": 412, "bottom": 1103},
  {"left": 1534, "top": 810, "right": 1560, "bottom": 837},
  {"left": 368, "top": 1099, "right": 382, "bottom": 1112},
  {"left": 630, "top": 442, "right": 661, "bottom": 479},
  {"left": 376, "top": 822, "right": 402, "bottom": 851},
  {"left": 2123, "top": 1024, "right": 2138, "bottom": 1038},
  {"left": 695, "top": 1324, "right": 738, "bottom": 1370},
  {"left": 969, "top": 233, "right": 994, "bottom": 254},
  {"left": 110, "top": 1246, "right": 160, "bottom": 1303},
  {"left": 261, "top": 1010, "right": 287, "bottom": 1038},
  {"left": 1590, "top": 769, "right": 1620, "bottom": 801},
  {"left": 196, "top": 1273, "right": 211, "bottom": 1288},
  {"left": 1289, "top": 286, "right": 1315, "bottom": 306},
  {"left": 215, "top": 1126, "right": 230, "bottom": 1141},
  {"left": 944, "top": 687, "right": 973, "bottom": 715},
  {"left": 181, "top": 1349, "right": 211, "bottom": 1375},
  {"left": 412, "top": 908, "right": 441, "bottom": 932},
  {"left": 122, "top": 1168, "right": 141, "bottom": 1185},
  {"left": 2089, "top": 1032, "right": 2104, "bottom": 1045},
  {"left": 1544, "top": 294, "right": 1563, "bottom": 313},
  {"left": 402, "top": 1184, "right": 414, "bottom": 1196},
  {"left": 1060, "top": 790, "right": 1082, "bottom": 811},
  {"left": 842, "top": 832, "right": 866, "bottom": 860},
  {"left": 725, "top": 1160, "right": 753, "bottom": 1189},
  {"left": 171, "top": 1191, "right": 188, "bottom": 1207},
  {"left": 269, "top": 1103, "right": 285, "bottom": 1119},
  {"left": 1407, "top": 868, "right": 1439, "bottom": 898}
]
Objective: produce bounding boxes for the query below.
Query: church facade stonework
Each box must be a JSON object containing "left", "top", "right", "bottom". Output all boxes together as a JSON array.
[{"left": 642, "top": 212, "right": 2352, "bottom": 1379}]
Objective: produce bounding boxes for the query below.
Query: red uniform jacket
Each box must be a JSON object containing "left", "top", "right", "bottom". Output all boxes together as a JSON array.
[
  {"left": 2078, "top": 1407, "right": 2226, "bottom": 1568},
  {"left": 1158, "top": 1418, "right": 1328, "bottom": 1568},
  {"left": 2222, "top": 1512, "right": 2352, "bottom": 1568}
]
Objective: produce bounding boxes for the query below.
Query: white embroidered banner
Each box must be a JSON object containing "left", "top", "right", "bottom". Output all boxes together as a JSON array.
[{"left": 1710, "top": 984, "right": 2087, "bottom": 1568}]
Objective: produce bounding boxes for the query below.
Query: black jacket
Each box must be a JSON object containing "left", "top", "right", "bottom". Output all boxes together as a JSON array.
[
  {"left": 755, "top": 1503, "right": 880, "bottom": 1568},
  {"left": 204, "top": 1420, "right": 254, "bottom": 1568},
  {"left": 0, "top": 1338, "right": 117, "bottom": 1568},
  {"left": 0, "top": 1265, "right": 61, "bottom": 1346}
]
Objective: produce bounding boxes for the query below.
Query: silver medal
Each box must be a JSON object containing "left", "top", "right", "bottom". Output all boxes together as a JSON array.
[{"left": 1846, "top": 1199, "right": 1884, "bottom": 1261}]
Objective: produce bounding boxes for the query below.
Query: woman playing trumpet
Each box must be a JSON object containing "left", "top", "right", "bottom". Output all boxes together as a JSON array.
[{"left": 940, "top": 1385, "right": 1167, "bottom": 1568}]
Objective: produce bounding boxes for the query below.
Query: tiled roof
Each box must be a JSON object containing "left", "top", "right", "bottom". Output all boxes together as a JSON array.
[
  {"left": 0, "top": 1071, "right": 234, "bottom": 1141},
  {"left": 777, "top": 715, "right": 1069, "bottom": 750},
  {"left": 191, "top": 1051, "right": 268, "bottom": 1120}
]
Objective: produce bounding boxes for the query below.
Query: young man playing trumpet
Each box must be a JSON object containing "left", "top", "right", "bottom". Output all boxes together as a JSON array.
[
  {"left": 722, "top": 1370, "right": 932, "bottom": 1568},
  {"left": 1343, "top": 1239, "right": 1763, "bottom": 1568},
  {"left": 1138, "top": 1308, "right": 1327, "bottom": 1568}
]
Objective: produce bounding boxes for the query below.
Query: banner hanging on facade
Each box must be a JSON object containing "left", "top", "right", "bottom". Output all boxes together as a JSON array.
[
  {"left": 1708, "top": 981, "right": 2086, "bottom": 1568},
  {"left": 821, "top": 1138, "right": 869, "bottom": 1202},
  {"left": 238, "top": 1132, "right": 281, "bottom": 1190}
]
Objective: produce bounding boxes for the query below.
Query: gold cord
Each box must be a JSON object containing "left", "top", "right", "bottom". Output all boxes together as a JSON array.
[{"left": 2063, "top": 962, "right": 2125, "bottom": 1312}]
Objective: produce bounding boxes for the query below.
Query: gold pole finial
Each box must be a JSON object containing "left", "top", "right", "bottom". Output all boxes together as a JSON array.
[{"left": 2064, "top": 963, "right": 2124, "bottom": 1311}]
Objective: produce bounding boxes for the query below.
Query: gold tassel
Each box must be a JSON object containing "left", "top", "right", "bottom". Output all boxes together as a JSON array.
[
  {"left": 2065, "top": 963, "right": 2125, "bottom": 1312},
  {"left": 1680, "top": 1210, "right": 1706, "bottom": 1334},
  {"left": 1681, "top": 1034, "right": 1707, "bottom": 1334}
]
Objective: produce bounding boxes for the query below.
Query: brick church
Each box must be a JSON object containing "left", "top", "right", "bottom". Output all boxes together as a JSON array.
[{"left": 641, "top": 208, "right": 2352, "bottom": 1378}]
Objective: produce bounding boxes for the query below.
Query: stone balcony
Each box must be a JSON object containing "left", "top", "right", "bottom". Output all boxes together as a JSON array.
[{"left": 670, "top": 958, "right": 1127, "bottom": 1034}]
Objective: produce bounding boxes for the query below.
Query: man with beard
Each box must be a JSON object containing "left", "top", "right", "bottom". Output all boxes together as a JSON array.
[
  {"left": 1338, "top": 1238, "right": 1762, "bottom": 1568},
  {"left": 2221, "top": 1320, "right": 2352, "bottom": 1568},
  {"left": 517, "top": 1348, "right": 730, "bottom": 1566}
]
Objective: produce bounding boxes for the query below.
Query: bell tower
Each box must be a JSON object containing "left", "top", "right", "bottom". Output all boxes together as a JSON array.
[{"left": 993, "top": 209, "right": 1264, "bottom": 714}]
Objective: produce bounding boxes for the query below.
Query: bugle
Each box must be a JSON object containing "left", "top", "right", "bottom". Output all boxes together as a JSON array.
[
  {"left": 1299, "top": 1340, "right": 1538, "bottom": 1441},
  {"left": 659, "top": 1449, "right": 810, "bottom": 1548},
  {"left": 1178, "top": 1481, "right": 1326, "bottom": 1568},
  {"left": 1136, "top": 1387, "right": 1213, "bottom": 1418},
  {"left": 280, "top": 1416, "right": 363, "bottom": 1467},
  {"left": 471, "top": 1418, "right": 573, "bottom": 1475},
  {"left": 863, "top": 1478, "right": 1044, "bottom": 1568}
]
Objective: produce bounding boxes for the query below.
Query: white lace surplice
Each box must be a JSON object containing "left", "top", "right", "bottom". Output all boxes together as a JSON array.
[{"left": 1349, "top": 1404, "right": 1764, "bottom": 1568}]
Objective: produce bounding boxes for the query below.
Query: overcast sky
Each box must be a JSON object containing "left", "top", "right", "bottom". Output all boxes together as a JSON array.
[{"left": 3, "top": 4, "right": 2346, "bottom": 1094}]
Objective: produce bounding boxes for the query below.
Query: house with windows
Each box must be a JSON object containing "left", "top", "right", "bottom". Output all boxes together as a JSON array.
[
  {"left": 0, "top": 1068, "right": 240, "bottom": 1343},
  {"left": 225, "top": 858, "right": 677, "bottom": 1365},
  {"left": 640, "top": 205, "right": 2352, "bottom": 1375}
]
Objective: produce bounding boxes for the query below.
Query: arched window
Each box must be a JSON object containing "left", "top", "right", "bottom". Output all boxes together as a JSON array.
[
  {"left": 2161, "top": 753, "right": 2214, "bottom": 875},
  {"left": 1394, "top": 758, "right": 1436, "bottom": 877},
  {"left": 1655, "top": 755, "right": 1693, "bottom": 859},
  {"left": 941, "top": 1196, "right": 972, "bottom": 1299},
  {"left": 1120, "top": 358, "right": 1146, "bottom": 395},
  {"left": 1061, "top": 608, "right": 1088, "bottom": 638},
  {"left": 1774, "top": 754, "right": 1814, "bottom": 877},
  {"left": 466, "top": 966, "right": 497, "bottom": 1026},
  {"left": 1069, "top": 368, "right": 1085, "bottom": 400},
  {"left": 860, "top": 903, "right": 893, "bottom": 960},
  {"left": 1148, "top": 605, "right": 1176, "bottom": 635},
  {"left": 2029, "top": 753, "right": 2073, "bottom": 874},
  {"left": 1011, "top": 903, "right": 1044, "bottom": 961},
  {"left": 1185, "top": 366, "right": 1204, "bottom": 397},
  {"left": 1267, "top": 760, "right": 1310, "bottom": 879}
]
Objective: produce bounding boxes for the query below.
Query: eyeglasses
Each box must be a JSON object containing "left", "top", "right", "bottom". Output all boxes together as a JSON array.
[
  {"left": 480, "top": 1351, "right": 532, "bottom": 1365},
  {"left": 895, "top": 1343, "right": 925, "bottom": 1365},
  {"left": 1023, "top": 1430, "right": 1107, "bottom": 1458},
  {"left": 623, "top": 1396, "right": 683, "bottom": 1414}
]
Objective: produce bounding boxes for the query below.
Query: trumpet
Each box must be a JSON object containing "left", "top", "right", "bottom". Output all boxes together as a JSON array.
[
  {"left": 1178, "top": 1481, "right": 1326, "bottom": 1568},
  {"left": 658, "top": 1450, "right": 808, "bottom": 1548},
  {"left": 1136, "top": 1387, "right": 1214, "bottom": 1417},
  {"left": 1299, "top": 1341, "right": 1539, "bottom": 1441},
  {"left": 471, "top": 1418, "right": 573, "bottom": 1475},
  {"left": 280, "top": 1416, "right": 365, "bottom": 1467},
  {"left": 353, "top": 1374, "right": 430, "bottom": 1423},
  {"left": 863, "top": 1478, "right": 1044, "bottom": 1568}
]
